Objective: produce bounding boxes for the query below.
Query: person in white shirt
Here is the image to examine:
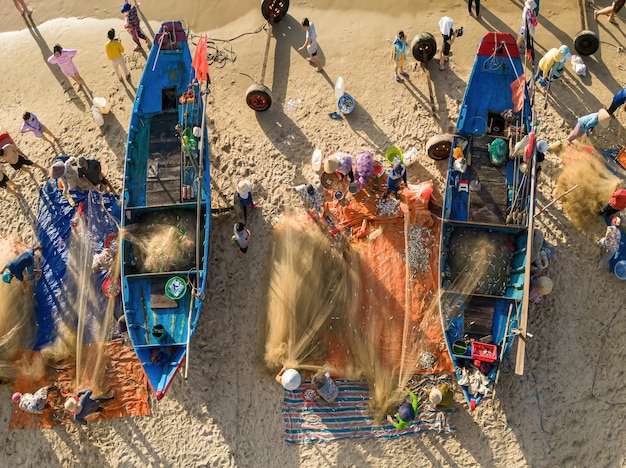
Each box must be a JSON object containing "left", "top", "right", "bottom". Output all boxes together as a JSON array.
[{"left": 298, "top": 18, "right": 323, "bottom": 72}]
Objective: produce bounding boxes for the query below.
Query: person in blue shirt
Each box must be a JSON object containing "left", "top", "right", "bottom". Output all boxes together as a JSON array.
[
  {"left": 386, "top": 387, "right": 419, "bottom": 430},
  {"left": 566, "top": 109, "right": 610, "bottom": 143},
  {"left": 1, "top": 245, "right": 42, "bottom": 293},
  {"left": 64, "top": 389, "right": 115, "bottom": 425},
  {"left": 392, "top": 30, "right": 408, "bottom": 83},
  {"left": 607, "top": 87, "right": 626, "bottom": 115},
  {"left": 384, "top": 163, "right": 407, "bottom": 198}
]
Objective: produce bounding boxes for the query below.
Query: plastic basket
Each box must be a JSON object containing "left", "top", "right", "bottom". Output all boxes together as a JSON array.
[
  {"left": 471, "top": 342, "right": 498, "bottom": 363},
  {"left": 337, "top": 94, "right": 355, "bottom": 114}
]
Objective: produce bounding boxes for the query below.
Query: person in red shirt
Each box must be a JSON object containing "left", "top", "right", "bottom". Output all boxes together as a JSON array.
[{"left": 600, "top": 188, "right": 626, "bottom": 217}]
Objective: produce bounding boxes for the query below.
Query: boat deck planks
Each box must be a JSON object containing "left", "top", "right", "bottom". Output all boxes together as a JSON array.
[
  {"left": 146, "top": 112, "right": 181, "bottom": 207},
  {"left": 468, "top": 137, "right": 508, "bottom": 224}
]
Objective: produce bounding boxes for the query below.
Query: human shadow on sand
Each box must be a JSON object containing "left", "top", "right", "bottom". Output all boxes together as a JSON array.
[{"left": 23, "top": 18, "right": 87, "bottom": 112}]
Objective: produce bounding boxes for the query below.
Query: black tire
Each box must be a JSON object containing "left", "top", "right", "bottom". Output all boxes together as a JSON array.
[
  {"left": 246, "top": 83, "right": 272, "bottom": 112},
  {"left": 411, "top": 32, "right": 437, "bottom": 62},
  {"left": 426, "top": 134, "right": 453, "bottom": 160},
  {"left": 261, "top": 0, "right": 290, "bottom": 23},
  {"left": 574, "top": 30, "right": 599, "bottom": 56}
]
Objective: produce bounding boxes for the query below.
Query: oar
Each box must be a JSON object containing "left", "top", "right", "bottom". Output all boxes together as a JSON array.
[
  {"left": 491, "top": 303, "right": 514, "bottom": 401},
  {"left": 535, "top": 184, "right": 580, "bottom": 216}
]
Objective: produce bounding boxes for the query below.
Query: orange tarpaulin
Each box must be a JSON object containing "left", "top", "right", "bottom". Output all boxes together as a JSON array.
[
  {"left": 10, "top": 340, "right": 150, "bottom": 429},
  {"left": 322, "top": 181, "right": 453, "bottom": 378}
]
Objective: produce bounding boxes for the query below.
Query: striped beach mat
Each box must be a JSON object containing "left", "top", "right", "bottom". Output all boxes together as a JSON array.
[{"left": 283, "top": 379, "right": 454, "bottom": 444}]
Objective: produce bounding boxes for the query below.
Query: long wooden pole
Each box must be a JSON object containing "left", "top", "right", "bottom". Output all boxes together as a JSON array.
[
  {"left": 185, "top": 37, "right": 209, "bottom": 379},
  {"left": 515, "top": 134, "right": 537, "bottom": 376},
  {"left": 535, "top": 184, "right": 580, "bottom": 216}
]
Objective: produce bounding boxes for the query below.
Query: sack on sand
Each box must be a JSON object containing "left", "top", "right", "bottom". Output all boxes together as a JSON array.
[{"left": 571, "top": 55, "right": 586, "bottom": 76}]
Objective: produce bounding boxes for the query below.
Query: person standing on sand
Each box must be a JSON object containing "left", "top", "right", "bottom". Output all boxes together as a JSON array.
[
  {"left": 594, "top": 0, "right": 626, "bottom": 24},
  {"left": 298, "top": 18, "right": 323, "bottom": 72},
  {"left": 12, "top": 0, "right": 32, "bottom": 16},
  {"left": 1, "top": 245, "right": 42, "bottom": 294},
  {"left": 20, "top": 111, "right": 58, "bottom": 146},
  {"left": 0, "top": 142, "right": 47, "bottom": 176},
  {"left": 47, "top": 45, "right": 92, "bottom": 95},
  {"left": 607, "top": 87, "right": 626, "bottom": 115},
  {"left": 468, "top": 0, "right": 481, "bottom": 18},
  {"left": 599, "top": 187, "right": 626, "bottom": 217},
  {"left": 64, "top": 389, "right": 115, "bottom": 425},
  {"left": 517, "top": 0, "right": 538, "bottom": 50},
  {"left": 105, "top": 28, "right": 131, "bottom": 82},
  {"left": 438, "top": 16, "right": 459, "bottom": 72},
  {"left": 392, "top": 30, "right": 409, "bottom": 83},
  {"left": 12, "top": 385, "right": 56, "bottom": 414},
  {"left": 597, "top": 217, "right": 622, "bottom": 269},
  {"left": 0, "top": 167, "right": 20, "bottom": 195},
  {"left": 386, "top": 387, "right": 419, "bottom": 430},
  {"left": 121, "top": 1, "right": 152, "bottom": 52},
  {"left": 236, "top": 180, "right": 257, "bottom": 223},
  {"left": 566, "top": 109, "right": 610, "bottom": 143},
  {"left": 232, "top": 222, "right": 251, "bottom": 258}
]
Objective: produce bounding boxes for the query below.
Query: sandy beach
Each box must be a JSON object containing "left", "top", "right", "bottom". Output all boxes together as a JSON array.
[{"left": 1, "top": 0, "right": 626, "bottom": 466}]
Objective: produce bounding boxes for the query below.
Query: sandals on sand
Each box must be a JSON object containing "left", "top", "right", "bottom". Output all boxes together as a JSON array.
[
  {"left": 395, "top": 75, "right": 402, "bottom": 83},
  {"left": 400, "top": 71, "right": 409, "bottom": 78}
]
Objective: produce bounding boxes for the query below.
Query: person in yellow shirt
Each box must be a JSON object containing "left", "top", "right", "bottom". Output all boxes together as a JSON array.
[{"left": 105, "top": 29, "right": 130, "bottom": 82}]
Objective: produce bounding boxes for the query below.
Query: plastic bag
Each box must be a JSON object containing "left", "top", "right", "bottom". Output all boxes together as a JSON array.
[
  {"left": 571, "top": 54, "right": 586, "bottom": 77},
  {"left": 489, "top": 138, "right": 508, "bottom": 166},
  {"left": 453, "top": 157, "right": 467, "bottom": 173}
]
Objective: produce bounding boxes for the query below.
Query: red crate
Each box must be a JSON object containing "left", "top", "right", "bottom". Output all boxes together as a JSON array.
[{"left": 471, "top": 342, "right": 498, "bottom": 363}]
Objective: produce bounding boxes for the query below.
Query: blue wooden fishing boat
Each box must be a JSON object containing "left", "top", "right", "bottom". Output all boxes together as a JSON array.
[
  {"left": 121, "top": 21, "right": 210, "bottom": 399},
  {"left": 436, "top": 32, "right": 536, "bottom": 410}
]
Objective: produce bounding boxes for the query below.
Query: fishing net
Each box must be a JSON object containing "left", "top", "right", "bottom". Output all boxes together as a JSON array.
[
  {"left": 556, "top": 145, "right": 622, "bottom": 231},
  {"left": 264, "top": 181, "right": 453, "bottom": 421},
  {"left": 125, "top": 211, "right": 197, "bottom": 273}
]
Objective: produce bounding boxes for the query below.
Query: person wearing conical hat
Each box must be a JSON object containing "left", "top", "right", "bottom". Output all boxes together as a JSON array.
[
  {"left": 324, "top": 153, "right": 354, "bottom": 182},
  {"left": 236, "top": 179, "right": 257, "bottom": 223},
  {"left": 429, "top": 383, "right": 454, "bottom": 410},
  {"left": 566, "top": 109, "right": 610, "bottom": 143}
]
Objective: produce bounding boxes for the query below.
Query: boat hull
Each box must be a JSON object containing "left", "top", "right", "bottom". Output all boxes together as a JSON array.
[
  {"left": 438, "top": 32, "right": 535, "bottom": 409},
  {"left": 121, "top": 21, "right": 211, "bottom": 399}
]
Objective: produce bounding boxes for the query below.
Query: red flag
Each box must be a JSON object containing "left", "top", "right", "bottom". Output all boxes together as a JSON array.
[
  {"left": 192, "top": 34, "right": 209, "bottom": 82},
  {"left": 510, "top": 75, "right": 526, "bottom": 113}
]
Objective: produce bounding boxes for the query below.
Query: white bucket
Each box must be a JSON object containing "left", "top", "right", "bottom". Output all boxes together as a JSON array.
[
  {"left": 91, "top": 105, "right": 104, "bottom": 127},
  {"left": 93, "top": 97, "right": 110, "bottom": 114}
]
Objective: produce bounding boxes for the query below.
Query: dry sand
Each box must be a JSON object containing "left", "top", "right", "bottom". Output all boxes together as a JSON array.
[{"left": 1, "top": 0, "right": 626, "bottom": 466}]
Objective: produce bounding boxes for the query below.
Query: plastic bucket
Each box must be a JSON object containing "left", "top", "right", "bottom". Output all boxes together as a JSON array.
[
  {"left": 337, "top": 94, "right": 355, "bottom": 114},
  {"left": 372, "top": 160, "right": 384, "bottom": 177},
  {"left": 385, "top": 146, "right": 404, "bottom": 165},
  {"left": 615, "top": 260, "right": 626, "bottom": 280},
  {"left": 452, "top": 340, "right": 468, "bottom": 356}
]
